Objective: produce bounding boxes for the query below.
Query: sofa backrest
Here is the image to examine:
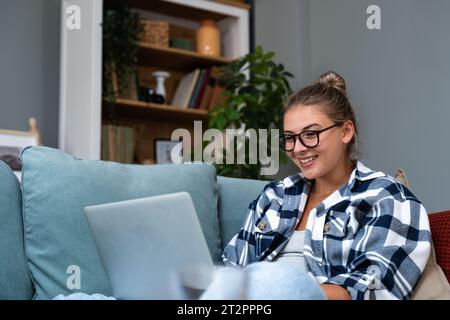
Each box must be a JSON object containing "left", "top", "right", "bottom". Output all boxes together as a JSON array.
[
  {"left": 0, "top": 161, "right": 34, "bottom": 299},
  {"left": 20, "top": 146, "right": 222, "bottom": 300},
  {"left": 217, "top": 176, "right": 268, "bottom": 250}
]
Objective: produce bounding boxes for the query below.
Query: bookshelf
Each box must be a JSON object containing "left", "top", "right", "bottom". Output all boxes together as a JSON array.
[
  {"left": 101, "top": 0, "right": 250, "bottom": 164},
  {"left": 59, "top": 0, "right": 249, "bottom": 162}
]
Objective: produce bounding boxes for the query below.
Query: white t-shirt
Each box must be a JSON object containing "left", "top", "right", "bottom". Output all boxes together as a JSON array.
[{"left": 273, "top": 230, "right": 308, "bottom": 272}]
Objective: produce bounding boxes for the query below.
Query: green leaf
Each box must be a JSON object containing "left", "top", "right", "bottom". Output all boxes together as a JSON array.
[
  {"left": 206, "top": 45, "right": 294, "bottom": 178},
  {"left": 255, "top": 45, "right": 263, "bottom": 56},
  {"left": 264, "top": 52, "right": 275, "bottom": 60},
  {"left": 283, "top": 71, "right": 294, "bottom": 78}
]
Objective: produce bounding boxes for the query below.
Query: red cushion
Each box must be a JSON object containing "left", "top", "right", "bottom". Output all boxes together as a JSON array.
[{"left": 429, "top": 211, "right": 450, "bottom": 283}]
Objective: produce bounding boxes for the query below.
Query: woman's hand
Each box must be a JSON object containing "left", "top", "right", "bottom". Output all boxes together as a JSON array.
[{"left": 320, "top": 284, "right": 351, "bottom": 300}]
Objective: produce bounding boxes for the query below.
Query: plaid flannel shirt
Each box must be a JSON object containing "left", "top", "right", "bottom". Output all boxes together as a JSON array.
[{"left": 222, "top": 162, "right": 431, "bottom": 300}]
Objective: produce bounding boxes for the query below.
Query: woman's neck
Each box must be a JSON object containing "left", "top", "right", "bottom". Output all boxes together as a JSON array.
[{"left": 311, "top": 159, "right": 356, "bottom": 197}]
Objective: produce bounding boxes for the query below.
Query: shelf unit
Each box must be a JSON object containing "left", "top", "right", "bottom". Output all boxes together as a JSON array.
[
  {"left": 59, "top": 0, "right": 249, "bottom": 162},
  {"left": 103, "top": 0, "right": 250, "bottom": 164}
]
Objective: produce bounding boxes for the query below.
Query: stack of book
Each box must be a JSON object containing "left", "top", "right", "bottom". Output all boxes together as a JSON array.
[
  {"left": 101, "top": 124, "right": 136, "bottom": 163},
  {"left": 171, "top": 66, "right": 227, "bottom": 110}
]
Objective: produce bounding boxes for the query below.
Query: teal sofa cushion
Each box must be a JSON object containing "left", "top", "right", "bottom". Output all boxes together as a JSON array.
[
  {"left": 21, "top": 146, "right": 220, "bottom": 300},
  {"left": 0, "top": 161, "right": 33, "bottom": 299},
  {"left": 217, "top": 176, "right": 268, "bottom": 249}
]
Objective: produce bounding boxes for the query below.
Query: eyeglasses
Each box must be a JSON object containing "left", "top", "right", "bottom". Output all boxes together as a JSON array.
[{"left": 279, "top": 123, "right": 343, "bottom": 151}]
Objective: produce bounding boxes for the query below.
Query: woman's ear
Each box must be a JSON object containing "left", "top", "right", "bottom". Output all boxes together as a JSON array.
[{"left": 341, "top": 120, "right": 355, "bottom": 145}]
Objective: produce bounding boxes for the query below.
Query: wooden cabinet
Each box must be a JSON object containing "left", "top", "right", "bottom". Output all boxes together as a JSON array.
[{"left": 59, "top": 0, "right": 249, "bottom": 162}]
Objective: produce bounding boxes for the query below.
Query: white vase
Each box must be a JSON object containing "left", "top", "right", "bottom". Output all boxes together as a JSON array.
[{"left": 152, "top": 71, "right": 170, "bottom": 99}]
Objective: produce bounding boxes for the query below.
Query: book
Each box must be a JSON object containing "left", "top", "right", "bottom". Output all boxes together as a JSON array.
[
  {"left": 188, "top": 69, "right": 205, "bottom": 108},
  {"left": 199, "top": 66, "right": 220, "bottom": 110},
  {"left": 208, "top": 82, "right": 227, "bottom": 110},
  {"left": 171, "top": 69, "right": 201, "bottom": 108},
  {"left": 192, "top": 68, "right": 211, "bottom": 109},
  {"left": 188, "top": 69, "right": 204, "bottom": 108}
]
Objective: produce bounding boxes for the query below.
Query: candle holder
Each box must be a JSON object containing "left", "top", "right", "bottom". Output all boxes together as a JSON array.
[{"left": 152, "top": 71, "right": 170, "bottom": 102}]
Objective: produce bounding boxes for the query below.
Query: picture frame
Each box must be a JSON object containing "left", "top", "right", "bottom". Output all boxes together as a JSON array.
[
  {"left": 154, "top": 139, "right": 183, "bottom": 164},
  {"left": 0, "top": 129, "right": 39, "bottom": 181}
]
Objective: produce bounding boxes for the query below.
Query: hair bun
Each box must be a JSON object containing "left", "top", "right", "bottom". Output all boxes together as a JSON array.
[{"left": 319, "top": 71, "right": 346, "bottom": 94}]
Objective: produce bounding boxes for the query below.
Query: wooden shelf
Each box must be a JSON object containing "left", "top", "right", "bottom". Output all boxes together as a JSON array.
[
  {"left": 138, "top": 42, "right": 232, "bottom": 71},
  {"left": 104, "top": 98, "right": 209, "bottom": 122},
  {"left": 211, "top": 0, "right": 251, "bottom": 10},
  {"left": 127, "top": 0, "right": 249, "bottom": 22}
]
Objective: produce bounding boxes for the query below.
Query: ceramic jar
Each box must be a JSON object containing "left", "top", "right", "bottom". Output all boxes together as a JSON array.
[{"left": 196, "top": 19, "right": 221, "bottom": 56}]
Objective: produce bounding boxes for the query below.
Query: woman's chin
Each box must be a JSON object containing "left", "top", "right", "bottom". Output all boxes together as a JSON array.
[
  {"left": 302, "top": 171, "right": 317, "bottom": 180},
  {"left": 297, "top": 165, "right": 319, "bottom": 180}
]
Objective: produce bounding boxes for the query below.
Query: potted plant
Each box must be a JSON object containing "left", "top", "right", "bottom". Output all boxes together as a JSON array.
[
  {"left": 102, "top": 0, "right": 143, "bottom": 102},
  {"left": 208, "top": 46, "right": 293, "bottom": 179}
]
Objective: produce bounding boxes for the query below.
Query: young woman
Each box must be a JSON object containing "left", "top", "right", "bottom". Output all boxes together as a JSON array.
[{"left": 220, "top": 71, "right": 432, "bottom": 300}]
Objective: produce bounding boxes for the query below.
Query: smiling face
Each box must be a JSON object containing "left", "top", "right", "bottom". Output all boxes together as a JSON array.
[{"left": 283, "top": 104, "right": 355, "bottom": 180}]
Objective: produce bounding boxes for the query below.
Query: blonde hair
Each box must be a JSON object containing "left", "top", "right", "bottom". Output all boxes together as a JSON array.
[{"left": 284, "top": 71, "right": 360, "bottom": 160}]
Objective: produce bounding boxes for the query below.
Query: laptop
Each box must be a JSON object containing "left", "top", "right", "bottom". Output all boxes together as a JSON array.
[{"left": 84, "top": 192, "right": 215, "bottom": 300}]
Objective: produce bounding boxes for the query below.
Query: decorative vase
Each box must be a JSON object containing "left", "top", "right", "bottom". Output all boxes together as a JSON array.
[
  {"left": 196, "top": 19, "right": 221, "bottom": 56},
  {"left": 152, "top": 71, "right": 170, "bottom": 102}
]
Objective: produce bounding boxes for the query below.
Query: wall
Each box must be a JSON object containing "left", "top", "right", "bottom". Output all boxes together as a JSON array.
[
  {"left": 308, "top": 0, "right": 450, "bottom": 212},
  {"left": 255, "top": 0, "right": 450, "bottom": 212},
  {"left": 0, "top": 0, "right": 60, "bottom": 147},
  {"left": 254, "top": 0, "right": 311, "bottom": 179}
]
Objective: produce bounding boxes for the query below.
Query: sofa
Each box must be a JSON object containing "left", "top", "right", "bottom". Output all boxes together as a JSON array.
[{"left": 0, "top": 146, "right": 449, "bottom": 300}]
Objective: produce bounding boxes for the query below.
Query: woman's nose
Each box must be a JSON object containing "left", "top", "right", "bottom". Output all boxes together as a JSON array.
[{"left": 293, "top": 137, "right": 308, "bottom": 153}]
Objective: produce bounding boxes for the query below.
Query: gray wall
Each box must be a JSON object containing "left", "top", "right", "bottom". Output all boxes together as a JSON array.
[
  {"left": 0, "top": 0, "right": 60, "bottom": 147},
  {"left": 254, "top": 0, "right": 312, "bottom": 91},
  {"left": 255, "top": 0, "right": 450, "bottom": 212},
  {"left": 254, "top": 0, "right": 311, "bottom": 179}
]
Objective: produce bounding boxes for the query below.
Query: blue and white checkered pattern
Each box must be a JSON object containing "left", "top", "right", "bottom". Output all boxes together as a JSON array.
[{"left": 222, "top": 162, "right": 432, "bottom": 300}]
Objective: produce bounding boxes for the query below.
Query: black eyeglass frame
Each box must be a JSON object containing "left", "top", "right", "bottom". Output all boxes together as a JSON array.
[{"left": 280, "top": 123, "right": 343, "bottom": 151}]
